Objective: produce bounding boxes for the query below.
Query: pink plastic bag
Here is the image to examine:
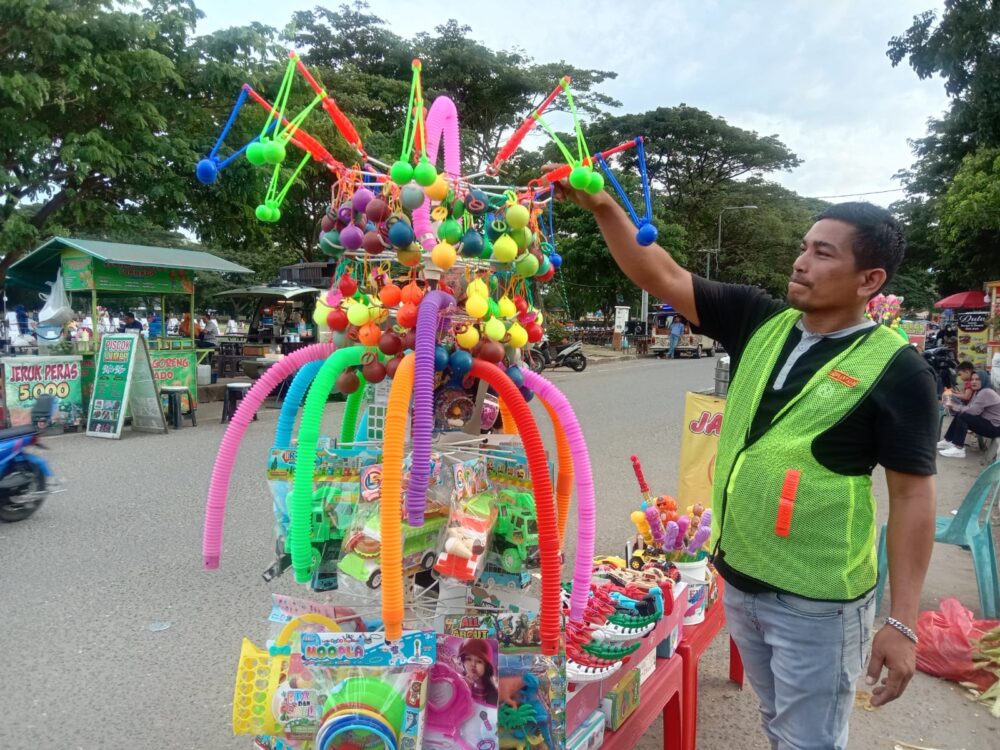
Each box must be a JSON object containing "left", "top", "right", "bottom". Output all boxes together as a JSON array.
[{"left": 916, "top": 597, "right": 999, "bottom": 691}]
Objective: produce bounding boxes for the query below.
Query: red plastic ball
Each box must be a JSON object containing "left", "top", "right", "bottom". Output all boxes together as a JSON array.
[
  {"left": 327, "top": 308, "right": 348, "bottom": 332},
  {"left": 338, "top": 274, "right": 358, "bottom": 297},
  {"left": 378, "top": 283, "right": 401, "bottom": 307},
  {"left": 362, "top": 359, "right": 387, "bottom": 384},
  {"left": 378, "top": 332, "right": 402, "bottom": 356},
  {"left": 357, "top": 322, "right": 382, "bottom": 346},
  {"left": 536, "top": 266, "right": 556, "bottom": 283},
  {"left": 385, "top": 355, "right": 404, "bottom": 379},
  {"left": 514, "top": 295, "right": 529, "bottom": 315},
  {"left": 336, "top": 368, "right": 361, "bottom": 395},
  {"left": 478, "top": 340, "right": 505, "bottom": 363},
  {"left": 400, "top": 329, "right": 417, "bottom": 351},
  {"left": 526, "top": 323, "right": 543, "bottom": 343},
  {"left": 365, "top": 198, "right": 391, "bottom": 223},
  {"left": 396, "top": 303, "right": 419, "bottom": 329}
]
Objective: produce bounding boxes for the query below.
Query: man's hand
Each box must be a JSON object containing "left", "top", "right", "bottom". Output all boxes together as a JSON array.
[
  {"left": 541, "top": 163, "right": 610, "bottom": 212},
  {"left": 865, "top": 625, "right": 917, "bottom": 706}
]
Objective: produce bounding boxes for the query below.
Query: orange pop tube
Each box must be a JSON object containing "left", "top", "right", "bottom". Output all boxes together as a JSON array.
[
  {"left": 379, "top": 353, "right": 415, "bottom": 642},
  {"left": 497, "top": 397, "right": 518, "bottom": 435}
]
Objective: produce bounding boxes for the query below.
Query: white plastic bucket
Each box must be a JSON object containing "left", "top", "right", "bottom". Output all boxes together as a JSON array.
[
  {"left": 676, "top": 558, "right": 709, "bottom": 625},
  {"left": 197, "top": 364, "right": 211, "bottom": 386}
]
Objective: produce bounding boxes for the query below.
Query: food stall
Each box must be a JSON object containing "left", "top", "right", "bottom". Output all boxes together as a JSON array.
[{"left": 3, "top": 237, "right": 252, "bottom": 418}]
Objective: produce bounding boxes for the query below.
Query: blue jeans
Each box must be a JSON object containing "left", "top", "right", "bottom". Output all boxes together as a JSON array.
[
  {"left": 667, "top": 333, "right": 680, "bottom": 358},
  {"left": 724, "top": 585, "right": 876, "bottom": 750}
]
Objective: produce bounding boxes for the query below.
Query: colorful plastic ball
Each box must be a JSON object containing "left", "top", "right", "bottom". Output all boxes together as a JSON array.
[
  {"left": 447, "top": 193, "right": 465, "bottom": 219},
  {"left": 387, "top": 220, "right": 414, "bottom": 248},
  {"left": 400, "top": 184, "right": 426, "bottom": 211},
  {"left": 506, "top": 204, "right": 530, "bottom": 231},
  {"left": 350, "top": 188, "right": 373, "bottom": 213},
  {"left": 449, "top": 350, "right": 473, "bottom": 376},
  {"left": 497, "top": 296, "right": 517, "bottom": 318},
  {"left": 492, "top": 235, "right": 518, "bottom": 263},
  {"left": 536, "top": 255, "right": 551, "bottom": 277},
  {"left": 424, "top": 175, "right": 449, "bottom": 202},
  {"left": 487, "top": 298, "right": 501, "bottom": 319},
  {"left": 365, "top": 198, "right": 391, "bottom": 223},
  {"left": 255, "top": 203, "right": 281, "bottom": 223},
  {"left": 339, "top": 224, "right": 364, "bottom": 250},
  {"left": 536, "top": 265, "right": 556, "bottom": 283},
  {"left": 262, "top": 139, "right": 286, "bottom": 165},
  {"left": 438, "top": 219, "right": 462, "bottom": 244},
  {"left": 455, "top": 325, "right": 480, "bottom": 350},
  {"left": 465, "top": 294, "right": 489, "bottom": 319},
  {"left": 245, "top": 141, "right": 266, "bottom": 166},
  {"left": 514, "top": 253, "right": 539, "bottom": 278},
  {"left": 434, "top": 344, "right": 450, "bottom": 371},
  {"left": 312, "top": 303, "right": 331, "bottom": 330},
  {"left": 401, "top": 281, "right": 424, "bottom": 305},
  {"left": 336, "top": 368, "right": 361, "bottom": 395},
  {"left": 401, "top": 329, "right": 417, "bottom": 351},
  {"left": 338, "top": 274, "right": 358, "bottom": 297},
  {"left": 478, "top": 340, "right": 505, "bottom": 363},
  {"left": 507, "top": 365, "right": 524, "bottom": 387},
  {"left": 636, "top": 223, "right": 659, "bottom": 246},
  {"left": 336, "top": 204, "right": 353, "bottom": 224},
  {"left": 535, "top": 311, "right": 545, "bottom": 326},
  {"left": 390, "top": 160, "right": 414, "bottom": 185},
  {"left": 379, "top": 332, "right": 402, "bottom": 356},
  {"left": 357, "top": 322, "right": 381, "bottom": 346},
  {"left": 467, "top": 278, "right": 489, "bottom": 298},
  {"left": 484, "top": 317, "right": 506, "bottom": 342},
  {"left": 465, "top": 190, "right": 489, "bottom": 216},
  {"left": 486, "top": 218, "right": 507, "bottom": 241},
  {"left": 585, "top": 171, "right": 605, "bottom": 194},
  {"left": 371, "top": 306, "right": 390, "bottom": 325},
  {"left": 569, "top": 165, "right": 592, "bottom": 190},
  {"left": 519, "top": 385, "right": 534, "bottom": 403},
  {"left": 431, "top": 241, "right": 457, "bottom": 270},
  {"left": 396, "top": 303, "right": 419, "bottom": 328},
  {"left": 319, "top": 230, "right": 342, "bottom": 256},
  {"left": 363, "top": 230, "right": 386, "bottom": 255},
  {"left": 396, "top": 244, "right": 422, "bottom": 267},
  {"left": 549, "top": 251, "right": 563, "bottom": 269},
  {"left": 378, "top": 283, "right": 402, "bottom": 307},
  {"left": 413, "top": 158, "right": 438, "bottom": 187},
  {"left": 526, "top": 322, "right": 544, "bottom": 343},
  {"left": 346, "top": 302, "right": 370, "bottom": 327},
  {"left": 385, "top": 355, "right": 404, "bottom": 379},
  {"left": 195, "top": 158, "right": 218, "bottom": 184},
  {"left": 460, "top": 229, "right": 484, "bottom": 257},
  {"left": 507, "top": 323, "right": 528, "bottom": 349},
  {"left": 514, "top": 295, "right": 529, "bottom": 315},
  {"left": 327, "top": 308, "right": 348, "bottom": 332},
  {"left": 362, "top": 358, "right": 387, "bottom": 384},
  {"left": 321, "top": 212, "right": 337, "bottom": 233},
  {"left": 480, "top": 235, "right": 494, "bottom": 260}
]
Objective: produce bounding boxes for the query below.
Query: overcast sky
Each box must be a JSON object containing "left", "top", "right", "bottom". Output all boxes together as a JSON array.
[{"left": 196, "top": 0, "right": 950, "bottom": 206}]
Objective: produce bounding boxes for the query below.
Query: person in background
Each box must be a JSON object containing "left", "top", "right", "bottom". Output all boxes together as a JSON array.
[
  {"left": 98, "top": 308, "right": 112, "bottom": 333},
  {"left": 198, "top": 313, "right": 219, "bottom": 347},
  {"left": 667, "top": 314, "right": 685, "bottom": 359},
  {"left": 118, "top": 312, "right": 142, "bottom": 332},
  {"left": 14, "top": 304, "right": 35, "bottom": 340},
  {"left": 954, "top": 361, "right": 976, "bottom": 403},
  {"left": 178, "top": 312, "right": 193, "bottom": 338},
  {"left": 147, "top": 312, "right": 161, "bottom": 339},
  {"left": 939, "top": 370, "right": 1000, "bottom": 458},
  {"left": 225, "top": 317, "right": 240, "bottom": 335}
]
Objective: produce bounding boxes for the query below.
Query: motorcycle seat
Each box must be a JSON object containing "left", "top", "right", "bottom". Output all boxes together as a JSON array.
[{"left": 0, "top": 425, "right": 37, "bottom": 441}]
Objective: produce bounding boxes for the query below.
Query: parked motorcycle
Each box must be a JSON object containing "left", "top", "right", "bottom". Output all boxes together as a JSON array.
[
  {"left": 0, "top": 396, "right": 56, "bottom": 522},
  {"left": 923, "top": 346, "right": 958, "bottom": 397},
  {"left": 528, "top": 339, "right": 587, "bottom": 372}
]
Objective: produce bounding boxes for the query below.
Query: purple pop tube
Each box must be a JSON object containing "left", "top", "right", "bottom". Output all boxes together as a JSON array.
[
  {"left": 688, "top": 525, "right": 711, "bottom": 555},
  {"left": 522, "top": 370, "right": 595, "bottom": 623},
  {"left": 645, "top": 505, "right": 666, "bottom": 545},
  {"left": 406, "top": 290, "right": 455, "bottom": 526},
  {"left": 700, "top": 509, "right": 713, "bottom": 529},
  {"left": 663, "top": 520, "right": 679, "bottom": 550},
  {"left": 674, "top": 516, "right": 690, "bottom": 549}
]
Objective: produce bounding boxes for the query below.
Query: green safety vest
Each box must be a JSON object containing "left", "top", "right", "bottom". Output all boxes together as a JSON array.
[{"left": 710, "top": 309, "right": 907, "bottom": 600}]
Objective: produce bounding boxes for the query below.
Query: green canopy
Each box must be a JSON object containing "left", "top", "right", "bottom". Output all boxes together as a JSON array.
[{"left": 6, "top": 236, "right": 252, "bottom": 291}]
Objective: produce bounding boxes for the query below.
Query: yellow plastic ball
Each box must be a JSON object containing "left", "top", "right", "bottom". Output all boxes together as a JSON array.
[
  {"left": 424, "top": 175, "right": 449, "bottom": 202},
  {"left": 492, "top": 235, "right": 518, "bottom": 263},
  {"left": 484, "top": 317, "right": 506, "bottom": 341},
  {"left": 497, "top": 296, "right": 516, "bottom": 318},
  {"left": 465, "top": 294, "right": 489, "bottom": 319},
  {"left": 455, "top": 325, "right": 480, "bottom": 350},
  {"left": 505, "top": 204, "right": 530, "bottom": 230},
  {"left": 507, "top": 322, "right": 528, "bottom": 349},
  {"left": 431, "top": 241, "right": 457, "bottom": 270},
  {"left": 535, "top": 311, "right": 544, "bottom": 326},
  {"left": 371, "top": 306, "right": 390, "bottom": 325},
  {"left": 347, "top": 302, "right": 370, "bottom": 327},
  {"left": 467, "top": 278, "right": 489, "bottom": 298},
  {"left": 313, "top": 301, "right": 332, "bottom": 330}
]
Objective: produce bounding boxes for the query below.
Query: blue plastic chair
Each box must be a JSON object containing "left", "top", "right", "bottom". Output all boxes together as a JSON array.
[{"left": 876, "top": 459, "right": 1000, "bottom": 618}]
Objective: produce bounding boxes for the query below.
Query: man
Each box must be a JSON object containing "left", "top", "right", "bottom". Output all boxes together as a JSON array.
[
  {"left": 198, "top": 313, "right": 219, "bottom": 347},
  {"left": 554, "top": 176, "right": 936, "bottom": 750},
  {"left": 667, "top": 314, "right": 686, "bottom": 359},
  {"left": 118, "top": 312, "right": 142, "bottom": 332}
]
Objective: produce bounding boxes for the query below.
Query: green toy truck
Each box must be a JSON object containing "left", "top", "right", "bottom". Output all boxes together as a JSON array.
[{"left": 491, "top": 490, "right": 540, "bottom": 573}]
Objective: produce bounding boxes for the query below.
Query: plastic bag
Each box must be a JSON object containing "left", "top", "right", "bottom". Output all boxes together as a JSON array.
[
  {"left": 915, "top": 597, "right": 999, "bottom": 691},
  {"left": 37, "top": 269, "right": 74, "bottom": 326}
]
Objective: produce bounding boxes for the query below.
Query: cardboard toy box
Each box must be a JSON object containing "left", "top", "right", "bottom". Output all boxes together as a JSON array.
[
  {"left": 600, "top": 667, "right": 640, "bottom": 730},
  {"left": 655, "top": 581, "right": 686, "bottom": 659},
  {"left": 566, "top": 708, "right": 606, "bottom": 750}
]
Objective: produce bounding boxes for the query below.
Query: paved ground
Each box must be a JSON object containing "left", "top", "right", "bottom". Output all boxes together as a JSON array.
[{"left": 1, "top": 356, "right": 997, "bottom": 749}]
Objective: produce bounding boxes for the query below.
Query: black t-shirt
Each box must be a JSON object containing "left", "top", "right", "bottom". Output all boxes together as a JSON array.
[{"left": 691, "top": 277, "right": 938, "bottom": 597}]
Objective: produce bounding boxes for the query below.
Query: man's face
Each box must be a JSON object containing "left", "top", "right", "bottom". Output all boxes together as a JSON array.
[{"left": 787, "top": 219, "right": 880, "bottom": 313}]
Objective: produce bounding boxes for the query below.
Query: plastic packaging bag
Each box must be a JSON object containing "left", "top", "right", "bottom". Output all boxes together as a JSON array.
[
  {"left": 37, "top": 269, "right": 74, "bottom": 326},
  {"left": 916, "top": 597, "right": 999, "bottom": 691}
]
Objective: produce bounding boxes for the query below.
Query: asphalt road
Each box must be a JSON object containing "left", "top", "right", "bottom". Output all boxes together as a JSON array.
[{"left": 0, "top": 356, "right": 711, "bottom": 749}]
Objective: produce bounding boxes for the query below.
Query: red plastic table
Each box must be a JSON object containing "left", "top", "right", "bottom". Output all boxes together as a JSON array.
[
  {"left": 599, "top": 653, "right": 685, "bottom": 750},
  {"left": 677, "top": 579, "right": 744, "bottom": 750}
]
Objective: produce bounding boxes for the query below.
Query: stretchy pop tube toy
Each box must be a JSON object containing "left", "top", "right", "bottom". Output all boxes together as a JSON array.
[
  {"left": 523, "top": 370, "right": 595, "bottom": 623},
  {"left": 203, "top": 342, "right": 336, "bottom": 569},
  {"left": 379, "top": 353, "right": 415, "bottom": 641},
  {"left": 411, "top": 96, "right": 460, "bottom": 253},
  {"left": 497, "top": 398, "right": 518, "bottom": 435},
  {"left": 288, "top": 346, "right": 374, "bottom": 582},
  {"left": 274, "top": 359, "right": 325, "bottom": 450},
  {"left": 406, "top": 290, "right": 455, "bottom": 527},
  {"left": 340, "top": 383, "right": 366, "bottom": 444}
]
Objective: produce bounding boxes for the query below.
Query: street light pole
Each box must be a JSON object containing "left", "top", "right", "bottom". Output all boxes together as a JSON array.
[{"left": 714, "top": 205, "right": 758, "bottom": 280}]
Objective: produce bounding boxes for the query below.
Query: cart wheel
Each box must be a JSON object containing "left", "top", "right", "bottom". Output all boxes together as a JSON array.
[{"left": 694, "top": 346, "right": 701, "bottom": 359}]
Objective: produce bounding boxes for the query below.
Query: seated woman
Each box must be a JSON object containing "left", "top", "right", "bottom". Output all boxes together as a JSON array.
[{"left": 939, "top": 370, "right": 1000, "bottom": 458}]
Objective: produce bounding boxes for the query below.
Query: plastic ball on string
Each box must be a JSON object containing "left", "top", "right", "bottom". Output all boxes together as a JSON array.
[
  {"left": 378, "top": 283, "right": 401, "bottom": 307},
  {"left": 413, "top": 157, "right": 438, "bottom": 187},
  {"left": 586, "top": 170, "right": 605, "bottom": 194},
  {"left": 379, "top": 331, "right": 402, "bottom": 356},
  {"left": 327, "top": 307, "right": 349, "bottom": 332},
  {"left": 486, "top": 218, "right": 507, "bottom": 242},
  {"left": 526, "top": 322, "right": 544, "bottom": 343},
  {"left": 357, "top": 322, "right": 382, "bottom": 346},
  {"left": 506, "top": 365, "right": 525, "bottom": 387},
  {"left": 346, "top": 302, "right": 371, "bottom": 327},
  {"left": 484, "top": 317, "right": 506, "bottom": 341},
  {"left": 390, "top": 160, "right": 414, "bottom": 185},
  {"left": 261, "top": 138, "right": 286, "bottom": 165},
  {"left": 400, "top": 281, "right": 424, "bottom": 305},
  {"left": 455, "top": 324, "right": 480, "bottom": 350},
  {"left": 361, "top": 353, "right": 387, "bottom": 384},
  {"left": 424, "top": 175, "right": 449, "bottom": 201},
  {"left": 339, "top": 224, "right": 364, "bottom": 250},
  {"left": 387, "top": 219, "right": 415, "bottom": 248},
  {"left": 321, "top": 208, "right": 337, "bottom": 233},
  {"left": 245, "top": 141, "right": 266, "bottom": 166},
  {"left": 431, "top": 241, "right": 457, "bottom": 270},
  {"left": 400, "top": 184, "right": 426, "bottom": 210},
  {"left": 549, "top": 251, "right": 563, "bottom": 268},
  {"left": 465, "top": 294, "right": 489, "bottom": 319},
  {"left": 507, "top": 322, "right": 528, "bottom": 349},
  {"left": 255, "top": 202, "right": 280, "bottom": 223},
  {"left": 505, "top": 204, "right": 530, "bottom": 231},
  {"left": 336, "top": 368, "right": 361, "bottom": 395},
  {"left": 569, "top": 165, "right": 593, "bottom": 190},
  {"left": 396, "top": 302, "right": 418, "bottom": 328},
  {"left": 492, "top": 235, "right": 518, "bottom": 263},
  {"left": 449, "top": 349, "right": 473, "bottom": 376},
  {"left": 465, "top": 190, "right": 488, "bottom": 216},
  {"left": 319, "top": 230, "right": 342, "bottom": 257},
  {"left": 437, "top": 219, "right": 462, "bottom": 244},
  {"left": 460, "top": 229, "right": 484, "bottom": 257},
  {"left": 478, "top": 339, "right": 505, "bottom": 363},
  {"left": 434, "top": 345, "right": 450, "bottom": 371},
  {"left": 352, "top": 187, "right": 375, "bottom": 213},
  {"left": 396, "top": 244, "right": 422, "bottom": 267},
  {"left": 337, "top": 274, "right": 358, "bottom": 297},
  {"left": 195, "top": 158, "right": 218, "bottom": 184},
  {"left": 362, "top": 230, "right": 385, "bottom": 255},
  {"left": 636, "top": 222, "right": 658, "bottom": 247},
  {"left": 365, "top": 198, "right": 391, "bottom": 223},
  {"left": 511, "top": 226, "right": 532, "bottom": 250},
  {"left": 497, "top": 296, "right": 516, "bottom": 318},
  {"left": 467, "top": 278, "right": 489, "bottom": 297},
  {"left": 514, "top": 253, "right": 539, "bottom": 278}
]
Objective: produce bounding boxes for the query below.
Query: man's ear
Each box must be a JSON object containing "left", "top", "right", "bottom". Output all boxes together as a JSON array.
[{"left": 860, "top": 268, "right": 887, "bottom": 299}]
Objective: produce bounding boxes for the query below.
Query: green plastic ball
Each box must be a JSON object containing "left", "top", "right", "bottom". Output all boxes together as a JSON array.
[
  {"left": 536, "top": 255, "right": 552, "bottom": 277},
  {"left": 488, "top": 298, "right": 500, "bottom": 319},
  {"left": 413, "top": 159, "right": 437, "bottom": 187},
  {"left": 515, "top": 253, "right": 539, "bottom": 278},
  {"left": 390, "top": 160, "right": 414, "bottom": 185},
  {"left": 569, "top": 165, "right": 592, "bottom": 190},
  {"left": 438, "top": 218, "right": 463, "bottom": 244},
  {"left": 267, "top": 205, "right": 281, "bottom": 223},
  {"left": 479, "top": 234, "right": 494, "bottom": 260},
  {"left": 585, "top": 171, "right": 605, "bottom": 194},
  {"left": 512, "top": 226, "right": 532, "bottom": 250},
  {"left": 255, "top": 203, "right": 270, "bottom": 222},
  {"left": 448, "top": 194, "right": 465, "bottom": 219},
  {"left": 245, "top": 141, "right": 266, "bottom": 166},
  {"left": 506, "top": 204, "right": 530, "bottom": 231},
  {"left": 263, "top": 139, "right": 286, "bottom": 165}
]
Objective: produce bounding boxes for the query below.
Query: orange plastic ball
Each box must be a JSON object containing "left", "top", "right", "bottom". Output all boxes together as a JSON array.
[{"left": 358, "top": 322, "right": 382, "bottom": 347}]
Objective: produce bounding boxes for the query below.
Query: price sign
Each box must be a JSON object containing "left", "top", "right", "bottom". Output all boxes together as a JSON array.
[{"left": 86, "top": 334, "right": 167, "bottom": 438}]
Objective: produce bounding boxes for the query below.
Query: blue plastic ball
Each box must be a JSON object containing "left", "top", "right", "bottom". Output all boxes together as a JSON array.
[
  {"left": 636, "top": 223, "right": 659, "bottom": 246},
  {"left": 519, "top": 385, "right": 534, "bottom": 403},
  {"left": 387, "top": 220, "right": 414, "bottom": 248},
  {"left": 507, "top": 366, "right": 524, "bottom": 387},
  {"left": 549, "top": 251, "right": 563, "bottom": 269},
  {"left": 460, "top": 229, "right": 484, "bottom": 257},
  {"left": 434, "top": 345, "right": 450, "bottom": 371},
  {"left": 465, "top": 190, "right": 489, "bottom": 216},
  {"left": 195, "top": 158, "right": 218, "bottom": 184},
  {"left": 449, "top": 350, "right": 473, "bottom": 376}
]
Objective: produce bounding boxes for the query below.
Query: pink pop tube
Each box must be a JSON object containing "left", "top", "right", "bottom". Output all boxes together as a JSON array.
[
  {"left": 202, "top": 342, "right": 336, "bottom": 569},
  {"left": 522, "top": 370, "right": 595, "bottom": 623},
  {"left": 406, "top": 290, "right": 455, "bottom": 526},
  {"left": 412, "top": 96, "right": 461, "bottom": 252}
]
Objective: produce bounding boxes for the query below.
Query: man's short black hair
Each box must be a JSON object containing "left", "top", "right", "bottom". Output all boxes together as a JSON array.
[
  {"left": 815, "top": 202, "right": 906, "bottom": 287},
  {"left": 125, "top": 312, "right": 135, "bottom": 319},
  {"left": 957, "top": 361, "right": 975, "bottom": 373}
]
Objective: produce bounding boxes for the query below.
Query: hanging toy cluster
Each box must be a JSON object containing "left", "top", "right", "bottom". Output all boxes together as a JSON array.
[{"left": 198, "top": 50, "right": 671, "bottom": 750}]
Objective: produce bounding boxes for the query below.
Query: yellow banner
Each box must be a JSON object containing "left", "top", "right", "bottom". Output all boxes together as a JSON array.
[{"left": 677, "top": 391, "right": 726, "bottom": 509}]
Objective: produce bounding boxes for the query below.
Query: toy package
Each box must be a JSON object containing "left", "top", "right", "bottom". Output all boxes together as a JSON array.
[
  {"left": 499, "top": 652, "right": 566, "bottom": 750},
  {"left": 433, "top": 456, "right": 497, "bottom": 583}
]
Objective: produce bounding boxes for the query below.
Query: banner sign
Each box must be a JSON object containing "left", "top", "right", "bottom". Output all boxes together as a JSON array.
[
  {"left": 957, "top": 310, "right": 990, "bottom": 369},
  {"left": 1, "top": 356, "right": 84, "bottom": 430},
  {"left": 677, "top": 391, "right": 726, "bottom": 508},
  {"left": 61, "top": 251, "right": 193, "bottom": 294},
  {"left": 150, "top": 350, "right": 199, "bottom": 409},
  {"left": 86, "top": 333, "right": 167, "bottom": 438}
]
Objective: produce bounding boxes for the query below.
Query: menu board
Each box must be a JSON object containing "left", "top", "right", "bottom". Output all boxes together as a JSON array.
[
  {"left": 86, "top": 334, "right": 167, "bottom": 438},
  {"left": 957, "top": 310, "right": 990, "bottom": 369}
]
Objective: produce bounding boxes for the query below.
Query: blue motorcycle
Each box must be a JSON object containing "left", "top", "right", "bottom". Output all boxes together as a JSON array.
[{"left": 0, "top": 396, "right": 55, "bottom": 522}]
